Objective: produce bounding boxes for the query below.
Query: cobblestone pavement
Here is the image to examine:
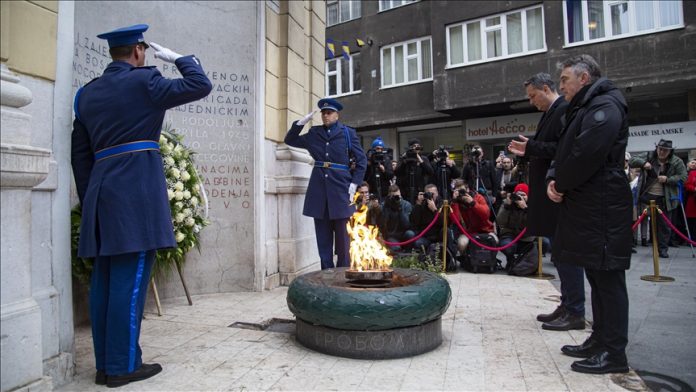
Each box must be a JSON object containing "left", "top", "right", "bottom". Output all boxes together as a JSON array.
[{"left": 60, "top": 269, "right": 649, "bottom": 391}]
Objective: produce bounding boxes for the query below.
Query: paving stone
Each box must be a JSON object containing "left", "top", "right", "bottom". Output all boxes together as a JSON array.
[{"left": 58, "top": 272, "right": 649, "bottom": 392}]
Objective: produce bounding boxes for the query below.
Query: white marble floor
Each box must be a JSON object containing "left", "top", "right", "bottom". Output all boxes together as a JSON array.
[{"left": 59, "top": 271, "right": 647, "bottom": 391}]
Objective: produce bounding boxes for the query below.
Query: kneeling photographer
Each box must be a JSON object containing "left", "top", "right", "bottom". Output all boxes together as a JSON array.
[
  {"left": 364, "top": 137, "right": 394, "bottom": 201},
  {"left": 373, "top": 185, "right": 415, "bottom": 253},
  {"left": 497, "top": 183, "right": 531, "bottom": 270},
  {"left": 450, "top": 179, "right": 496, "bottom": 256},
  {"left": 395, "top": 138, "right": 434, "bottom": 204},
  {"left": 430, "top": 146, "right": 461, "bottom": 200},
  {"left": 410, "top": 184, "right": 444, "bottom": 250}
]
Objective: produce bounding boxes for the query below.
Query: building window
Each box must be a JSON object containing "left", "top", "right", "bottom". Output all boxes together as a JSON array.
[
  {"left": 380, "top": 37, "right": 432, "bottom": 88},
  {"left": 326, "top": 53, "right": 361, "bottom": 97},
  {"left": 379, "top": 0, "right": 418, "bottom": 12},
  {"left": 446, "top": 5, "right": 546, "bottom": 68},
  {"left": 564, "top": 0, "right": 683, "bottom": 46},
  {"left": 327, "top": 0, "right": 361, "bottom": 26}
]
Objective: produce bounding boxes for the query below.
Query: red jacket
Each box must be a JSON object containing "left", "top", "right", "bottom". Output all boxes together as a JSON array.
[
  {"left": 685, "top": 170, "right": 696, "bottom": 218},
  {"left": 451, "top": 193, "right": 494, "bottom": 234}
]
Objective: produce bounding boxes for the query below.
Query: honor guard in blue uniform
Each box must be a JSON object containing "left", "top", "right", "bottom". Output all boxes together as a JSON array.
[
  {"left": 284, "top": 98, "right": 367, "bottom": 269},
  {"left": 70, "top": 24, "right": 211, "bottom": 387}
]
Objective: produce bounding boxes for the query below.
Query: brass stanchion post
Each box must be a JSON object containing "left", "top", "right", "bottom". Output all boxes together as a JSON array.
[
  {"left": 641, "top": 200, "right": 674, "bottom": 282},
  {"left": 529, "top": 236, "right": 554, "bottom": 280},
  {"left": 442, "top": 201, "right": 449, "bottom": 273},
  {"left": 150, "top": 277, "right": 163, "bottom": 316}
]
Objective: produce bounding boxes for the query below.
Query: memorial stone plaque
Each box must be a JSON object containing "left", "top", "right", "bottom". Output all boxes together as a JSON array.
[{"left": 73, "top": 1, "right": 258, "bottom": 295}]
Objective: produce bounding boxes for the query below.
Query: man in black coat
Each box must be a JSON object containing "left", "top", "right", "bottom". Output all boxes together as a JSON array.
[
  {"left": 509, "top": 73, "right": 586, "bottom": 332},
  {"left": 395, "top": 138, "right": 434, "bottom": 204},
  {"left": 547, "top": 55, "right": 632, "bottom": 374},
  {"left": 462, "top": 145, "right": 498, "bottom": 207}
]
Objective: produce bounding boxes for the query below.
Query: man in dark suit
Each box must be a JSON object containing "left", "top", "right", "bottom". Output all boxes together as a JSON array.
[
  {"left": 284, "top": 98, "right": 367, "bottom": 270},
  {"left": 508, "top": 73, "right": 586, "bottom": 331},
  {"left": 71, "top": 24, "right": 211, "bottom": 387}
]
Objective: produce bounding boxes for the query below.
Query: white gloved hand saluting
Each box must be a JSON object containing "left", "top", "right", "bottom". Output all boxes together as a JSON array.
[
  {"left": 348, "top": 183, "right": 357, "bottom": 204},
  {"left": 150, "top": 42, "right": 183, "bottom": 63},
  {"left": 297, "top": 110, "right": 317, "bottom": 126}
]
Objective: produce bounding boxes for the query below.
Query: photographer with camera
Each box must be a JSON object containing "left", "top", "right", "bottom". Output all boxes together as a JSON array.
[
  {"left": 356, "top": 182, "right": 380, "bottom": 226},
  {"left": 410, "top": 184, "right": 444, "bottom": 250},
  {"left": 364, "top": 137, "right": 394, "bottom": 201},
  {"left": 370, "top": 185, "right": 415, "bottom": 253},
  {"left": 462, "top": 145, "right": 499, "bottom": 217},
  {"left": 396, "top": 138, "right": 434, "bottom": 205},
  {"left": 430, "top": 146, "right": 461, "bottom": 200},
  {"left": 450, "top": 179, "right": 496, "bottom": 255},
  {"left": 497, "top": 183, "right": 531, "bottom": 269}
]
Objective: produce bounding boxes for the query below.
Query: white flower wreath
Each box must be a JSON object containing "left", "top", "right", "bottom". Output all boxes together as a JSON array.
[{"left": 156, "top": 124, "right": 209, "bottom": 276}]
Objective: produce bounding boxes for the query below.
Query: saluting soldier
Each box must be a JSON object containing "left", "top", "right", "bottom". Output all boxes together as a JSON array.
[
  {"left": 285, "top": 98, "right": 367, "bottom": 270},
  {"left": 71, "top": 24, "right": 211, "bottom": 387}
]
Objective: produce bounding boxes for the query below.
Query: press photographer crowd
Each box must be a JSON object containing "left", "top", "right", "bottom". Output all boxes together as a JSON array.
[{"left": 285, "top": 55, "right": 696, "bottom": 376}]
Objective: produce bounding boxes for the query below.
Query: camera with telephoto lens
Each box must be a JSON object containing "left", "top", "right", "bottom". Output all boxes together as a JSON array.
[
  {"left": 454, "top": 188, "right": 476, "bottom": 206},
  {"left": 435, "top": 145, "right": 453, "bottom": 161},
  {"left": 471, "top": 146, "right": 483, "bottom": 159},
  {"left": 386, "top": 194, "right": 402, "bottom": 210}
]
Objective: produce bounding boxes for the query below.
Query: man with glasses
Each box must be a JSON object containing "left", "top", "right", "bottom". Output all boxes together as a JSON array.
[{"left": 71, "top": 24, "right": 212, "bottom": 387}]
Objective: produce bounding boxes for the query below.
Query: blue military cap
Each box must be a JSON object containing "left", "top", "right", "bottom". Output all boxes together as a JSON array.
[
  {"left": 97, "top": 24, "right": 149, "bottom": 49},
  {"left": 317, "top": 98, "right": 343, "bottom": 112}
]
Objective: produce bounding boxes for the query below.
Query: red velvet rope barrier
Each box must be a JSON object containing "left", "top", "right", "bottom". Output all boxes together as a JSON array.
[
  {"left": 658, "top": 210, "right": 696, "bottom": 246},
  {"left": 632, "top": 209, "right": 648, "bottom": 231},
  {"left": 382, "top": 211, "right": 441, "bottom": 246},
  {"left": 450, "top": 212, "right": 528, "bottom": 251}
]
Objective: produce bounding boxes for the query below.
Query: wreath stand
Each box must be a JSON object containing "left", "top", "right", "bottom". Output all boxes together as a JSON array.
[
  {"left": 149, "top": 264, "right": 193, "bottom": 316},
  {"left": 148, "top": 178, "right": 208, "bottom": 316}
]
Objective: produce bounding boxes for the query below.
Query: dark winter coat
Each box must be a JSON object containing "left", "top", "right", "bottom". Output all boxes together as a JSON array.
[
  {"left": 395, "top": 155, "right": 434, "bottom": 203},
  {"left": 72, "top": 57, "right": 212, "bottom": 257},
  {"left": 549, "top": 78, "right": 633, "bottom": 270},
  {"left": 524, "top": 96, "right": 566, "bottom": 237}
]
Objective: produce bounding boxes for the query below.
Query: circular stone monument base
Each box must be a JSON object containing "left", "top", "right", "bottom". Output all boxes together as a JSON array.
[{"left": 295, "top": 318, "right": 442, "bottom": 359}]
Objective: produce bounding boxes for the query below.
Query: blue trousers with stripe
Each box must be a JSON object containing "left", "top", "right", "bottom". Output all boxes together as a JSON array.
[
  {"left": 90, "top": 250, "right": 156, "bottom": 375},
  {"left": 314, "top": 218, "right": 350, "bottom": 270}
]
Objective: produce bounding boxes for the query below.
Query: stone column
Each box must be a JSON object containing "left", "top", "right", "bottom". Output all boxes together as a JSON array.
[
  {"left": 0, "top": 64, "right": 52, "bottom": 391},
  {"left": 274, "top": 144, "right": 319, "bottom": 285}
]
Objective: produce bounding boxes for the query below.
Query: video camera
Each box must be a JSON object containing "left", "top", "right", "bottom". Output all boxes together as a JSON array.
[
  {"left": 402, "top": 148, "right": 420, "bottom": 164},
  {"left": 370, "top": 150, "right": 386, "bottom": 165},
  {"left": 434, "top": 145, "right": 453, "bottom": 161}
]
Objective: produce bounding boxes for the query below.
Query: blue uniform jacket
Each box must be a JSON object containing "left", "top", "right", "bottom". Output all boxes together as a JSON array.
[
  {"left": 72, "top": 56, "right": 212, "bottom": 257},
  {"left": 285, "top": 120, "right": 367, "bottom": 220}
]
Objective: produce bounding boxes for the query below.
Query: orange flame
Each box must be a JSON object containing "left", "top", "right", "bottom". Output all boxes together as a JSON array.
[{"left": 346, "top": 197, "right": 393, "bottom": 271}]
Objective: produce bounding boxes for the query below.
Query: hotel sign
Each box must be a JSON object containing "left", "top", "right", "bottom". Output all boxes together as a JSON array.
[{"left": 465, "top": 113, "right": 542, "bottom": 141}]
